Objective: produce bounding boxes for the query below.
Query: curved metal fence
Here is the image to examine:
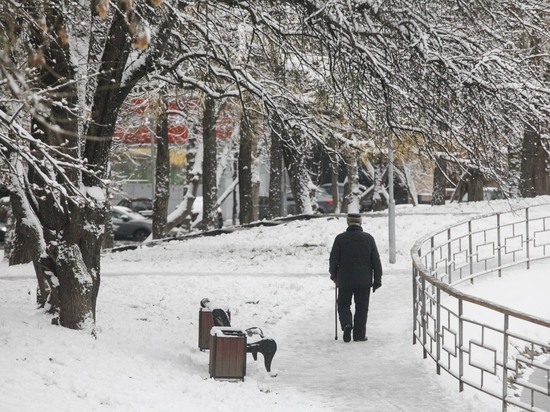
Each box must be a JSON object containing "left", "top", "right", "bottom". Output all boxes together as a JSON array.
[{"left": 411, "top": 203, "right": 550, "bottom": 411}]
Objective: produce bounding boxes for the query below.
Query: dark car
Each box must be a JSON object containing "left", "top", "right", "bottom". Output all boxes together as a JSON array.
[
  {"left": 320, "top": 182, "right": 411, "bottom": 210},
  {"left": 117, "top": 197, "right": 153, "bottom": 217},
  {"left": 319, "top": 183, "right": 373, "bottom": 212},
  {"left": 0, "top": 196, "right": 10, "bottom": 243},
  {"left": 111, "top": 205, "right": 152, "bottom": 241},
  {"left": 0, "top": 221, "right": 6, "bottom": 243},
  {"left": 286, "top": 188, "right": 337, "bottom": 215}
]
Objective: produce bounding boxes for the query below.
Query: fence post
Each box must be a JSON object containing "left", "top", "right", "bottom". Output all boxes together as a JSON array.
[
  {"left": 525, "top": 207, "right": 530, "bottom": 270},
  {"left": 431, "top": 236, "right": 435, "bottom": 276},
  {"left": 436, "top": 287, "right": 441, "bottom": 375},
  {"left": 458, "top": 299, "right": 464, "bottom": 392},
  {"left": 502, "top": 314, "right": 509, "bottom": 412},
  {"left": 497, "top": 213, "right": 502, "bottom": 277},
  {"left": 413, "top": 262, "right": 418, "bottom": 345},
  {"left": 468, "top": 221, "right": 474, "bottom": 283},
  {"left": 421, "top": 276, "right": 427, "bottom": 359},
  {"left": 447, "top": 228, "right": 452, "bottom": 283}
]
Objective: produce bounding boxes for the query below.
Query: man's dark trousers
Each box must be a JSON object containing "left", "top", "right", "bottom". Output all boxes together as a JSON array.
[{"left": 338, "top": 287, "right": 371, "bottom": 340}]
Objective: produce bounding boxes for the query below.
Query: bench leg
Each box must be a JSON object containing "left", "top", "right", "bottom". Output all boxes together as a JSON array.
[{"left": 247, "top": 339, "right": 277, "bottom": 372}]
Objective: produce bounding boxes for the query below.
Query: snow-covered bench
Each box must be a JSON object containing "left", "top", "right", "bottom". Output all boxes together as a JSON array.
[{"left": 200, "top": 298, "right": 277, "bottom": 373}]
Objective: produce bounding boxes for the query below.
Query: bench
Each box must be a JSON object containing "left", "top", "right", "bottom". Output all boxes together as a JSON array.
[{"left": 200, "top": 298, "right": 277, "bottom": 373}]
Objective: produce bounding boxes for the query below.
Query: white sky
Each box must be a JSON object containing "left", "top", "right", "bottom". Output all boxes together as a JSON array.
[{"left": 1, "top": 196, "right": 549, "bottom": 411}]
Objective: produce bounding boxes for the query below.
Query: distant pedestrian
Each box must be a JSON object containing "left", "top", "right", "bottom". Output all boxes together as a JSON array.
[
  {"left": 329, "top": 213, "right": 382, "bottom": 342},
  {"left": 217, "top": 208, "right": 223, "bottom": 229}
]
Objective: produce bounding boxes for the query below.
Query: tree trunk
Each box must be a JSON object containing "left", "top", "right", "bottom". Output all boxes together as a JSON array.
[
  {"left": 431, "top": 156, "right": 447, "bottom": 206},
  {"left": 331, "top": 156, "right": 340, "bottom": 213},
  {"left": 165, "top": 136, "right": 203, "bottom": 232},
  {"left": 18, "top": 1, "right": 107, "bottom": 330},
  {"left": 267, "top": 116, "right": 284, "bottom": 219},
  {"left": 102, "top": 192, "right": 114, "bottom": 250},
  {"left": 507, "top": 142, "right": 522, "bottom": 199},
  {"left": 249, "top": 109, "right": 261, "bottom": 221},
  {"left": 239, "top": 112, "right": 254, "bottom": 224},
  {"left": 466, "top": 168, "right": 484, "bottom": 202},
  {"left": 344, "top": 148, "right": 361, "bottom": 213},
  {"left": 520, "top": 122, "right": 550, "bottom": 197},
  {"left": 232, "top": 159, "right": 239, "bottom": 225},
  {"left": 202, "top": 95, "right": 218, "bottom": 229},
  {"left": 282, "top": 129, "right": 313, "bottom": 215},
  {"left": 399, "top": 161, "right": 418, "bottom": 206},
  {"left": 372, "top": 153, "right": 388, "bottom": 211},
  {"left": 34, "top": 259, "right": 58, "bottom": 311},
  {"left": 23, "top": 187, "right": 105, "bottom": 329},
  {"left": 84, "top": 13, "right": 131, "bottom": 177},
  {"left": 7, "top": 0, "right": 172, "bottom": 331},
  {"left": 153, "top": 100, "right": 170, "bottom": 239},
  {"left": 520, "top": 123, "right": 538, "bottom": 197}
]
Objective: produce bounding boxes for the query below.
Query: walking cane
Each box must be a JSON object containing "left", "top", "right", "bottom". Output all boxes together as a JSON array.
[{"left": 334, "top": 282, "right": 338, "bottom": 340}]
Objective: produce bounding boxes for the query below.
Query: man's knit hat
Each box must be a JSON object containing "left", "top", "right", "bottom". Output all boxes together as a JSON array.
[{"left": 347, "top": 213, "right": 362, "bottom": 226}]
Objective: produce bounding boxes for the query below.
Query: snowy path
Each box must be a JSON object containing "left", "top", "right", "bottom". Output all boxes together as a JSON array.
[
  {"left": 266, "top": 266, "right": 497, "bottom": 411},
  {"left": 5, "top": 200, "right": 549, "bottom": 411}
]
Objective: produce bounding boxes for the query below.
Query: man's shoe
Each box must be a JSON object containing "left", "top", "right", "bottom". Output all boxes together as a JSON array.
[
  {"left": 354, "top": 336, "right": 368, "bottom": 342},
  {"left": 343, "top": 325, "right": 352, "bottom": 342}
]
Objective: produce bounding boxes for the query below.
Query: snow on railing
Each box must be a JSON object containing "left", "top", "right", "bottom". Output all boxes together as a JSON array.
[{"left": 411, "top": 203, "right": 550, "bottom": 412}]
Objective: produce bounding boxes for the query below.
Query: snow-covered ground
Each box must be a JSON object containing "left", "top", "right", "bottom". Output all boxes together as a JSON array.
[{"left": 1, "top": 197, "right": 549, "bottom": 411}]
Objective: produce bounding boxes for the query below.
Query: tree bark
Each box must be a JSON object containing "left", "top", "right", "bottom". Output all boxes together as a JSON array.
[
  {"left": 466, "top": 168, "right": 484, "bottom": 202},
  {"left": 267, "top": 115, "right": 284, "bottom": 219},
  {"left": 506, "top": 143, "right": 522, "bottom": 199},
  {"left": 250, "top": 115, "right": 261, "bottom": 222},
  {"left": 520, "top": 122, "right": 550, "bottom": 197},
  {"left": 102, "top": 194, "right": 114, "bottom": 249},
  {"left": 153, "top": 100, "right": 170, "bottom": 239},
  {"left": 17, "top": 1, "right": 106, "bottom": 329},
  {"left": 331, "top": 153, "right": 340, "bottom": 213},
  {"left": 165, "top": 138, "right": 203, "bottom": 232},
  {"left": 344, "top": 148, "right": 361, "bottom": 213},
  {"left": 84, "top": 9, "right": 132, "bottom": 177},
  {"left": 202, "top": 95, "right": 218, "bottom": 229},
  {"left": 282, "top": 128, "right": 313, "bottom": 215},
  {"left": 372, "top": 153, "right": 388, "bottom": 211},
  {"left": 12, "top": 1, "right": 139, "bottom": 330},
  {"left": 239, "top": 111, "right": 254, "bottom": 224},
  {"left": 432, "top": 156, "right": 447, "bottom": 206}
]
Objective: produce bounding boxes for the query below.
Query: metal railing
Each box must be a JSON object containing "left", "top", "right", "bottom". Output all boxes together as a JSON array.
[{"left": 411, "top": 202, "right": 550, "bottom": 411}]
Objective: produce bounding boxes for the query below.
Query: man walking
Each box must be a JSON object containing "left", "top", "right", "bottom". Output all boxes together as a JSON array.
[{"left": 329, "top": 213, "right": 383, "bottom": 342}]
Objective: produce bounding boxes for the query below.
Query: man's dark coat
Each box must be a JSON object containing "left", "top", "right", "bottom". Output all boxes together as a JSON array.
[{"left": 329, "top": 225, "right": 382, "bottom": 288}]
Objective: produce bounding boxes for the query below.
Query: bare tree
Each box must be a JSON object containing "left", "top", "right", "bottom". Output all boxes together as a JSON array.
[
  {"left": 432, "top": 156, "right": 447, "bottom": 206},
  {"left": 267, "top": 113, "right": 284, "bottom": 219},
  {"left": 238, "top": 109, "right": 255, "bottom": 224},
  {"left": 2, "top": 0, "right": 549, "bottom": 332},
  {"left": 521, "top": 121, "right": 550, "bottom": 197},
  {"left": 202, "top": 94, "right": 218, "bottom": 229},
  {"left": 152, "top": 98, "right": 170, "bottom": 239},
  {"left": 0, "top": 0, "right": 169, "bottom": 329}
]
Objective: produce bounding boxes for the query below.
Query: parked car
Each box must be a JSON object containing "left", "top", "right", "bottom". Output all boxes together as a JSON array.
[
  {"left": 0, "top": 196, "right": 9, "bottom": 223},
  {"left": 0, "top": 196, "right": 10, "bottom": 243},
  {"left": 286, "top": 188, "right": 337, "bottom": 214},
  {"left": 460, "top": 187, "right": 505, "bottom": 202},
  {"left": 0, "top": 221, "right": 6, "bottom": 243},
  {"left": 111, "top": 206, "right": 152, "bottom": 241},
  {"left": 483, "top": 187, "right": 504, "bottom": 201},
  {"left": 117, "top": 197, "right": 153, "bottom": 217},
  {"left": 318, "top": 183, "right": 373, "bottom": 212}
]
